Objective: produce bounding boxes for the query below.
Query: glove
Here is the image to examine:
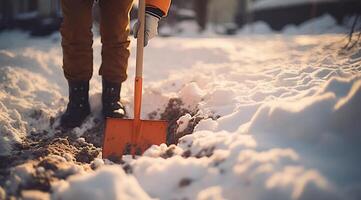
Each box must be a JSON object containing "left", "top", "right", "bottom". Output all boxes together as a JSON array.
[{"left": 133, "top": 13, "right": 160, "bottom": 47}]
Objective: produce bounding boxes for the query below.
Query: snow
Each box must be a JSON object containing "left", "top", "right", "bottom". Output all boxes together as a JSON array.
[
  {"left": 1, "top": 15, "right": 361, "bottom": 199},
  {"left": 0, "top": 33, "right": 65, "bottom": 156},
  {"left": 283, "top": 14, "right": 348, "bottom": 35},
  {"left": 52, "top": 165, "right": 151, "bottom": 200},
  {"left": 134, "top": 130, "right": 341, "bottom": 200},
  {"left": 238, "top": 21, "right": 273, "bottom": 35},
  {"left": 176, "top": 113, "right": 193, "bottom": 133},
  {"left": 243, "top": 76, "right": 361, "bottom": 185},
  {"left": 250, "top": 0, "right": 339, "bottom": 11},
  {"left": 178, "top": 82, "right": 205, "bottom": 109}
]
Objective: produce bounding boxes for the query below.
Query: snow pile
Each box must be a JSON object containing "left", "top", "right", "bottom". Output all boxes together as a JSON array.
[
  {"left": 238, "top": 14, "right": 348, "bottom": 35},
  {"left": 0, "top": 43, "right": 65, "bottom": 155},
  {"left": 0, "top": 100, "right": 26, "bottom": 154},
  {"left": 129, "top": 76, "right": 361, "bottom": 200},
  {"left": 238, "top": 21, "right": 273, "bottom": 35},
  {"left": 246, "top": 75, "right": 361, "bottom": 137},
  {"left": 283, "top": 14, "right": 348, "bottom": 35},
  {"left": 244, "top": 75, "right": 361, "bottom": 185},
  {"left": 251, "top": 0, "right": 338, "bottom": 11},
  {"left": 124, "top": 131, "right": 337, "bottom": 200},
  {"left": 53, "top": 165, "right": 151, "bottom": 200},
  {"left": 176, "top": 113, "right": 193, "bottom": 133}
]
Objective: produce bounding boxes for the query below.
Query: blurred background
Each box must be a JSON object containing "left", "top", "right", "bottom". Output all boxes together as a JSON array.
[{"left": 0, "top": 0, "right": 360, "bottom": 36}]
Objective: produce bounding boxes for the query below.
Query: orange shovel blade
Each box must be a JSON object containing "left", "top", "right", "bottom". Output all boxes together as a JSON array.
[{"left": 102, "top": 118, "right": 167, "bottom": 159}]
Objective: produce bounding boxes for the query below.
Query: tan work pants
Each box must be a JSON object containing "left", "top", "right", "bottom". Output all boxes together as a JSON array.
[{"left": 60, "top": 0, "right": 133, "bottom": 83}]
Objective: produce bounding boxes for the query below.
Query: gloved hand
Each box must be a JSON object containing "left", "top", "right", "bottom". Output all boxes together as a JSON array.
[{"left": 133, "top": 13, "right": 160, "bottom": 47}]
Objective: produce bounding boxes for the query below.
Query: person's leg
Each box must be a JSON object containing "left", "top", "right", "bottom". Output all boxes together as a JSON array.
[
  {"left": 98, "top": 0, "right": 133, "bottom": 83},
  {"left": 98, "top": 0, "right": 133, "bottom": 118},
  {"left": 60, "top": 0, "right": 93, "bottom": 128},
  {"left": 60, "top": 0, "right": 93, "bottom": 81}
]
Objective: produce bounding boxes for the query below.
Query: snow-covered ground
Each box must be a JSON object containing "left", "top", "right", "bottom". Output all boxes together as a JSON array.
[
  {"left": 0, "top": 15, "right": 361, "bottom": 200},
  {"left": 250, "top": 0, "right": 338, "bottom": 11}
]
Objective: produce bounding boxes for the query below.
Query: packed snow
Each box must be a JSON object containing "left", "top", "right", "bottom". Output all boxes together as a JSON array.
[{"left": 0, "top": 15, "right": 361, "bottom": 200}]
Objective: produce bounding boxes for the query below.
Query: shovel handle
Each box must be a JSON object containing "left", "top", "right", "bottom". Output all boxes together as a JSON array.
[
  {"left": 136, "top": 0, "right": 145, "bottom": 78},
  {"left": 134, "top": 0, "right": 145, "bottom": 121}
]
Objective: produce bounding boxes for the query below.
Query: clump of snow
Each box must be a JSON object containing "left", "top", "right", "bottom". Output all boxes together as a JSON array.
[
  {"left": 0, "top": 101, "right": 26, "bottom": 155},
  {"left": 52, "top": 165, "right": 151, "bottom": 200},
  {"left": 196, "top": 103, "right": 261, "bottom": 133},
  {"left": 176, "top": 113, "right": 193, "bottom": 133},
  {"left": 238, "top": 21, "right": 273, "bottom": 35},
  {"left": 194, "top": 118, "right": 219, "bottom": 132},
  {"left": 200, "top": 87, "right": 238, "bottom": 116},
  {"left": 178, "top": 82, "right": 205, "bottom": 109},
  {"left": 133, "top": 156, "right": 209, "bottom": 198},
  {"left": 236, "top": 14, "right": 348, "bottom": 35},
  {"left": 72, "top": 119, "right": 97, "bottom": 137},
  {"left": 90, "top": 158, "right": 105, "bottom": 170},
  {"left": 76, "top": 137, "right": 86, "bottom": 145},
  {"left": 175, "top": 21, "right": 203, "bottom": 37},
  {"left": 197, "top": 186, "right": 225, "bottom": 200},
  {"left": 283, "top": 14, "right": 347, "bottom": 35},
  {"left": 143, "top": 144, "right": 184, "bottom": 158}
]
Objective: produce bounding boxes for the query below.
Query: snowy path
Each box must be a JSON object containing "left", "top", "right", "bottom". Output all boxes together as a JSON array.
[{"left": 0, "top": 27, "right": 360, "bottom": 200}]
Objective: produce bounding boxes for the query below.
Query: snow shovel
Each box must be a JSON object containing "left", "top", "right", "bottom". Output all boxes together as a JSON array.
[{"left": 102, "top": 0, "right": 167, "bottom": 159}]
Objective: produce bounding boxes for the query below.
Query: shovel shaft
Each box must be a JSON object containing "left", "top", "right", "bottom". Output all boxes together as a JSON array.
[
  {"left": 135, "top": 0, "right": 145, "bottom": 78},
  {"left": 134, "top": 77, "right": 142, "bottom": 121},
  {"left": 134, "top": 0, "right": 145, "bottom": 121},
  {"left": 133, "top": 77, "right": 142, "bottom": 154},
  {"left": 132, "top": 0, "right": 146, "bottom": 152}
]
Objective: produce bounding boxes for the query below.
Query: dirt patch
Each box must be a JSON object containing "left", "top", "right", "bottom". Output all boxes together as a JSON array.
[
  {"left": 0, "top": 128, "right": 101, "bottom": 199},
  {"left": 154, "top": 98, "right": 218, "bottom": 145},
  {"left": 75, "top": 146, "right": 100, "bottom": 164},
  {"left": 179, "top": 178, "right": 193, "bottom": 188},
  {"left": 159, "top": 145, "right": 178, "bottom": 159}
]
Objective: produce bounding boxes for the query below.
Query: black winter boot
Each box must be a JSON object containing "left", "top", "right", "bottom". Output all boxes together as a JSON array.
[
  {"left": 60, "top": 80, "right": 91, "bottom": 129},
  {"left": 102, "top": 79, "right": 126, "bottom": 118}
]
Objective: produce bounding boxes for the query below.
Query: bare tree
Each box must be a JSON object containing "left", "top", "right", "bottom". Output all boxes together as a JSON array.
[{"left": 343, "top": 15, "right": 361, "bottom": 50}]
